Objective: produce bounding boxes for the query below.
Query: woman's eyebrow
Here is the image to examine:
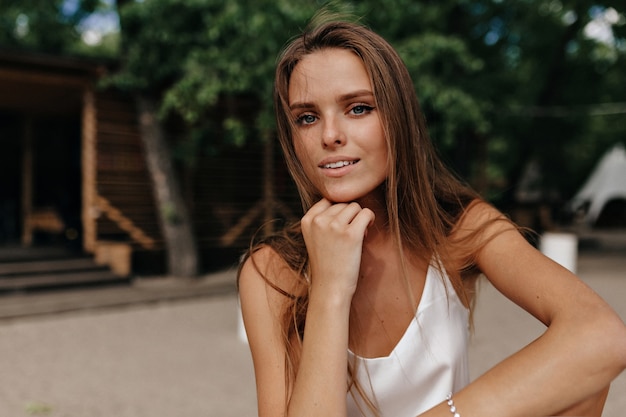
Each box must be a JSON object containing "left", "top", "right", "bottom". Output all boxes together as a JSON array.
[
  {"left": 289, "top": 101, "right": 314, "bottom": 111},
  {"left": 290, "top": 90, "right": 374, "bottom": 110},
  {"left": 337, "top": 90, "right": 374, "bottom": 102}
]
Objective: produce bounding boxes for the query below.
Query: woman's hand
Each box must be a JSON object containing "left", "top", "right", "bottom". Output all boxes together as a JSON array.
[
  {"left": 301, "top": 198, "right": 375, "bottom": 300},
  {"left": 283, "top": 198, "right": 375, "bottom": 416}
]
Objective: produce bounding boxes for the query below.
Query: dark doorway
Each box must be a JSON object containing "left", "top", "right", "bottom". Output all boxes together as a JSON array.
[
  {"left": 0, "top": 112, "right": 82, "bottom": 249},
  {"left": 0, "top": 112, "right": 21, "bottom": 244}
]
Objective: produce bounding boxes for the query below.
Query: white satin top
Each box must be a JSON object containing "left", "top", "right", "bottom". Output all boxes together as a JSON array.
[{"left": 346, "top": 264, "right": 470, "bottom": 417}]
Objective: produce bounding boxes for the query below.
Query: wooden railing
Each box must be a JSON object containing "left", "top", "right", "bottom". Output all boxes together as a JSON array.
[{"left": 96, "top": 196, "right": 157, "bottom": 249}]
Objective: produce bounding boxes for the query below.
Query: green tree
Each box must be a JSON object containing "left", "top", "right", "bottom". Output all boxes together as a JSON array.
[
  {"left": 11, "top": 0, "right": 622, "bottom": 257},
  {"left": 0, "top": 0, "right": 118, "bottom": 57},
  {"left": 455, "top": 1, "right": 626, "bottom": 208},
  {"left": 109, "top": 0, "right": 322, "bottom": 275},
  {"left": 109, "top": 0, "right": 625, "bottom": 241}
]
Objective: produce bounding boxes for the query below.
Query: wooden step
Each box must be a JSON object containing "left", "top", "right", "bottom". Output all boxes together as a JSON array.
[
  {"left": 0, "top": 246, "right": 130, "bottom": 293},
  {"left": 0, "top": 247, "right": 78, "bottom": 263},
  {"left": 0, "top": 258, "right": 104, "bottom": 277}
]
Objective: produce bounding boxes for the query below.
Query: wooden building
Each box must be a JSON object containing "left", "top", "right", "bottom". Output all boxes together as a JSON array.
[{"left": 0, "top": 49, "right": 299, "bottom": 281}]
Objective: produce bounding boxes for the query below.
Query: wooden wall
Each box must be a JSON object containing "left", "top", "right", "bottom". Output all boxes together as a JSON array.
[
  {"left": 82, "top": 88, "right": 302, "bottom": 272},
  {"left": 82, "top": 87, "right": 161, "bottom": 276}
]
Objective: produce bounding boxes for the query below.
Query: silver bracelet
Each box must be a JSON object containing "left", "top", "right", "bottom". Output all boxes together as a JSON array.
[{"left": 446, "top": 392, "right": 461, "bottom": 417}]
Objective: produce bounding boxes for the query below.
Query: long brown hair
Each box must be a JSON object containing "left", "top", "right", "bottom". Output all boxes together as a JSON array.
[{"left": 240, "top": 16, "right": 488, "bottom": 413}]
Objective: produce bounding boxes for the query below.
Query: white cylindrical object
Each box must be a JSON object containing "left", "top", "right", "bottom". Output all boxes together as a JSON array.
[
  {"left": 540, "top": 232, "right": 578, "bottom": 273},
  {"left": 237, "top": 302, "right": 248, "bottom": 344}
]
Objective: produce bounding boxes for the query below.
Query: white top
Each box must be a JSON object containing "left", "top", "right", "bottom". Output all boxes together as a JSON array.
[{"left": 346, "top": 264, "right": 470, "bottom": 417}]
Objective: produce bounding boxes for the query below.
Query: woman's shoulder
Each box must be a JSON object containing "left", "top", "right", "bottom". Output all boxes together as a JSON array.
[
  {"left": 451, "top": 199, "right": 517, "bottom": 241},
  {"left": 443, "top": 199, "right": 520, "bottom": 275},
  {"left": 239, "top": 243, "right": 306, "bottom": 306}
]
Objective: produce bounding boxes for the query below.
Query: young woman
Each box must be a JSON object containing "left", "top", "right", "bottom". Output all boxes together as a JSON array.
[{"left": 238, "top": 18, "right": 626, "bottom": 417}]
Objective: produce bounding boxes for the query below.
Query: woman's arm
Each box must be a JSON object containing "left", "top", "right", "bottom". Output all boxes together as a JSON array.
[
  {"left": 239, "top": 247, "right": 291, "bottom": 416},
  {"left": 239, "top": 199, "right": 374, "bottom": 417},
  {"left": 241, "top": 246, "right": 352, "bottom": 416},
  {"left": 421, "top": 202, "right": 626, "bottom": 417},
  {"left": 554, "top": 386, "right": 609, "bottom": 416}
]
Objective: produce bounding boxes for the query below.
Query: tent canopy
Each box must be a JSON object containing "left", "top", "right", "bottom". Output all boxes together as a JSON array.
[{"left": 569, "top": 143, "right": 626, "bottom": 225}]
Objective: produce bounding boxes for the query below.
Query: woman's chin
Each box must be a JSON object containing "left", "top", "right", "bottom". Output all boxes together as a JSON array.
[
  {"left": 322, "top": 184, "right": 386, "bottom": 206},
  {"left": 322, "top": 188, "right": 385, "bottom": 206},
  {"left": 324, "top": 193, "right": 360, "bottom": 204}
]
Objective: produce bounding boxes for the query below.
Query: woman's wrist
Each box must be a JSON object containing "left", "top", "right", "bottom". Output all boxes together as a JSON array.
[{"left": 308, "top": 285, "right": 354, "bottom": 314}]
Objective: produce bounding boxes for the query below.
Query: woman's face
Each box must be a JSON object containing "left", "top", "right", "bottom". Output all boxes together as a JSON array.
[{"left": 288, "top": 48, "right": 388, "bottom": 204}]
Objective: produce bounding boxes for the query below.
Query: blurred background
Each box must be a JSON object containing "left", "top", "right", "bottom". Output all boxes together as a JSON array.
[
  {"left": 0, "top": 0, "right": 624, "bottom": 415},
  {"left": 0, "top": 0, "right": 624, "bottom": 280}
]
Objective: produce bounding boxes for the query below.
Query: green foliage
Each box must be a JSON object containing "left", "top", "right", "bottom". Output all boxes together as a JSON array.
[
  {"left": 149, "top": 0, "right": 316, "bottom": 123},
  {"left": 70, "top": 30, "right": 120, "bottom": 58},
  {"left": 222, "top": 118, "right": 249, "bottom": 148},
  {"left": 24, "top": 401, "right": 53, "bottom": 415},
  {"left": 109, "top": 0, "right": 625, "bottom": 201},
  {"left": 395, "top": 33, "right": 489, "bottom": 149},
  {"left": 0, "top": 0, "right": 117, "bottom": 57},
  {"left": 109, "top": 0, "right": 321, "bottom": 160},
  {"left": 7, "top": 0, "right": 625, "bottom": 203}
]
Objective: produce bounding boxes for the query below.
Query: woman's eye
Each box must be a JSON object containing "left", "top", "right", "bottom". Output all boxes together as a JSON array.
[
  {"left": 297, "top": 114, "right": 317, "bottom": 125},
  {"left": 350, "top": 105, "right": 373, "bottom": 115}
]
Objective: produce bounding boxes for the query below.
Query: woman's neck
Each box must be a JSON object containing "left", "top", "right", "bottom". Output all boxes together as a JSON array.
[{"left": 356, "top": 185, "right": 388, "bottom": 231}]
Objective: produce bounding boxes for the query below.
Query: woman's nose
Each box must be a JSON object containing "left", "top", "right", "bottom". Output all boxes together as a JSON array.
[{"left": 321, "top": 118, "right": 345, "bottom": 148}]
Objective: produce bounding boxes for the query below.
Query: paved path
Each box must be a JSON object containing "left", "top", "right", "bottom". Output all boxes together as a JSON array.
[
  {"left": 0, "top": 291, "right": 256, "bottom": 417},
  {"left": 0, "top": 251, "right": 624, "bottom": 416}
]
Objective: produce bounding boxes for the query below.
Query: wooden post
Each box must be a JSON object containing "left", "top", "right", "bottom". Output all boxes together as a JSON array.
[
  {"left": 82, "top": 87, "right": 97, "bottom": 252},
  {"left": 21, "top": 116, "right": 33, "bottom": 246}
]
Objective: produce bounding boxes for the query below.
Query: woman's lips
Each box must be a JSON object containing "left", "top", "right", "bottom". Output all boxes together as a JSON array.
[
  {"left": 318, "top": 158, "right": 360, "bottom": 177},
  {"left": 321, "top": 160, "right": 358, "bottom": 169}
]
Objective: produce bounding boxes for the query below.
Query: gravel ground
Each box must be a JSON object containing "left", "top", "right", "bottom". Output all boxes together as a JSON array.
[
  {"left": 0, "top": 296, "right": 256, "bottom": 417},
  {"left": 0, "top": 250, "right": 623, "bottom": 417}
]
